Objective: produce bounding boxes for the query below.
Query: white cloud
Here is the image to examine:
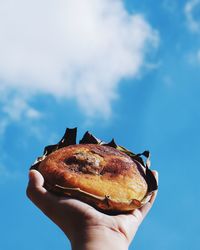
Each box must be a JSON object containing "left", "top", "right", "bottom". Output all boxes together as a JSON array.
[
  {"left": 2, "top": 96, "right": 41, "bottom": 121},
  {"left": 0, "top": 88, "right": 41, "bottom": 135},
  {"left": 0, "top": 0, "right": 158, "bottom": 119},
  {"left": 185, "top": 0, "right": 200, "bottom": 32}
]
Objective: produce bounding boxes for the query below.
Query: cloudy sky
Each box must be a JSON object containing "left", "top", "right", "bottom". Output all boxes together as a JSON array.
[{"left": 0, "top": 0, "right": 200, "bottom": 249}]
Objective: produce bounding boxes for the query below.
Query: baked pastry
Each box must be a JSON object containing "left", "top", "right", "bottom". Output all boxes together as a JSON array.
[{"left": 31, "top": 128, "right": 158, "bottom": 213}]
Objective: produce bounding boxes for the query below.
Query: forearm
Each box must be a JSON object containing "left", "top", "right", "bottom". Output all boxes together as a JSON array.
[{"left": 70, "top": 226, "right": 129, "bottom": 250}]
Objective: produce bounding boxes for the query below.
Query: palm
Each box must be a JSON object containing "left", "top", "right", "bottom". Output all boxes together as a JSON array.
[
  {"left": 57, "top": 197, "right": 140, "bottom": 242},
  {"left": 27, "top": 170, "right": 157, "bottom": 243}
]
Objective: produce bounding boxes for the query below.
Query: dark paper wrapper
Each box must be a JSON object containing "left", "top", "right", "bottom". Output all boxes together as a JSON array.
[{"left": 31, "top": 127, "right": 158, "bottom": 210}]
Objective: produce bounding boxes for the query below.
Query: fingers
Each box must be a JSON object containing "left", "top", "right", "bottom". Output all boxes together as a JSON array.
[
  {"left": 139, "top": 190, "right": 158, "bottom": 219},
  {"left": 26, "top": 169, "right": 47, "bottom": 198},
  {"left": 26, "top": 170, "right": 56, "bottom": 212},
  {"left": 130, "top": 170, "right": 158, "bottom": 225},
  {"left": 139, "top": 170, "right": 158, "bottom": 219},
  {"left": 27, "top": 170, "right": 46, "bottom": 192}
]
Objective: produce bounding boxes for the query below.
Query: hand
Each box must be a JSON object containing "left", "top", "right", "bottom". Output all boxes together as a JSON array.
[{"left": 26, "top": 170, "right": 158, "bottom": 250}]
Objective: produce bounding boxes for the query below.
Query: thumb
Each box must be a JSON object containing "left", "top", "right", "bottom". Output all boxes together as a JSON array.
[
  {"left": 26, "top": 169, "right": 47, "bottom": 202},
  {"left": 28, "top": 169, "right": 45, "bottom": 188}
]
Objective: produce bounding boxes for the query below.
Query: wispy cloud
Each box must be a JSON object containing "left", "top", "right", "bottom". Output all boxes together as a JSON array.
[
  {"left": 186, "top": 49, "right": 200, "bottom": 65},
  {"left": 0, "top": 88, "right": 41, "bottom": 135},
  {"left": 185, "top": 0, "right": 200, "bottom": 33},
  {"left": 0, "top": 0, "right": 158, "bottom": 122},
  {"left": 2, "top": 96, "right": 41, "bottom": 122},
  {"left": 184, "top": 1, "right": 200, "bottom": 66}
]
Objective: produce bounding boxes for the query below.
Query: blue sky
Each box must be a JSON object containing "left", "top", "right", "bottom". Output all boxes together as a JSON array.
[{"left": 0, "top": 0, "right": 200, "bottom": 249}]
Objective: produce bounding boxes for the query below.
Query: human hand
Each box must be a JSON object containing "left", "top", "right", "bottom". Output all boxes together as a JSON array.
[{"left": 26, "top": 169, "right": 158, "bottom": 250}]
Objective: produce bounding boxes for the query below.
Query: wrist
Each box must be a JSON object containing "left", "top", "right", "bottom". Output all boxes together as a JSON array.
[{"left": 70, "top": 225, "right": 129, "bottom": 250}]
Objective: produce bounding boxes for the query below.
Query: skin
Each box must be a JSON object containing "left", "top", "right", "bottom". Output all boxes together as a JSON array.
[{"left": 26, "top": 169, "right": 158, "bottom": 250}]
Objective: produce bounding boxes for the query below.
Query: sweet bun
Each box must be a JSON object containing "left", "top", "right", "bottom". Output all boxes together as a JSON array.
[{"left": 31, "top": 128, "right": 158, "bottom": 213}]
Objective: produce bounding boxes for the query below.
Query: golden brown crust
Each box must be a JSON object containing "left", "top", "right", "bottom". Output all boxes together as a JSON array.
[{"left": 37, "top": 144, "right": 148, "bottom": 211}]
